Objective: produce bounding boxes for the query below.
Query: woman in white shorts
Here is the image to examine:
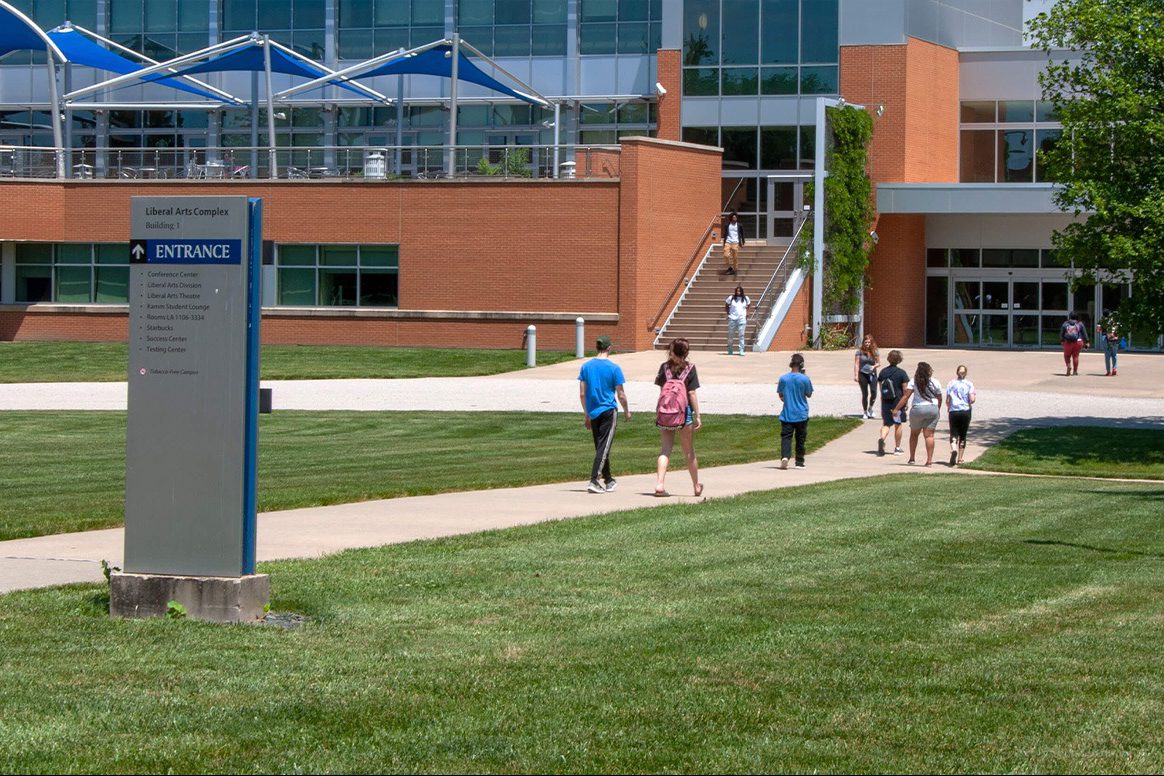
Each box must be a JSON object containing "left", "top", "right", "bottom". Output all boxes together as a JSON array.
[{"left": 892, "top": 361, "right": 943, "bottom": 466}]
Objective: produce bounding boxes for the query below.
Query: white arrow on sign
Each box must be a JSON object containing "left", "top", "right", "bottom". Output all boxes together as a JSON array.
[{"left": 131, "top": 243, "right": 146, "bottom": 259}]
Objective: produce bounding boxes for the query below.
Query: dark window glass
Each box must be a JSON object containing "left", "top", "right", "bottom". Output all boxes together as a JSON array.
[
  {"left": 145, "top": 0, "right": 176, "bottom": 33},
  {"left": 1035, "top": 101, "right": 1059, "bottom": 122},
  {"left": 223, "top": 0, "right": 257, "bottom": 30},
  {"left": 618, "top": 22, "right": 650, "bottom": 54},
  {"left": 294, "top": 0, "right": 325, "bottom": 28},
  {"left": 56, "top": 266, "right": 91, "bottom": 303},
  {"left": 982, "top": 249, "right": 1010, "bottom": 268},
  {"left": 682, "top": 68, "right": 718, "bottom": 96},
  {"left": 721, "top": 126, "right": 757, "bottom": 170},
  {"left": 494, "top": 25, "right": 531, "bottom": 56},
  {"left": 339, "top": 29, "right": 374, "bottom": 59},
  {"left": 1013, "top": 282, "right": 1039, "bottom": 311},
  {"left": 375, "top": 27, "right": 410, "bottom": 51},
  {"left": 960, "top": 101, "right": 995, "bottom": 123},
  {"left": 721, "top": 0, "right": 759, "bottom": 65},
  {"left": 16, "top": 266, "right": 52, "bottom": 302},
  {"left": 582, "top": 0, "right": 617, "bottom": 22},
  {"left": 801, "top": 0, "right": 838, "bottom": 62},
  {"left": 533, "top": 0, "right": 566, "bottom": 24},
  {"left": 532, "top": 25, "right": 566, "bottom": 55},
  {"left": 760, "top": 126, "right": 796, "bottom": 170},
  {"left": 621, "top": 0, "right": 649, "bottom": 21},
  {"left": 96, "top": 267, "right": 129, "bottom": 303},
  {"left": 950, "top": 248, "right": 979, "bottom": 268},
  {"left": 926, "top": 249, "right": 947, "bottom": 268},
  {"left": 1001, "top": 129, "right": 1033, "bottom": 182},
  {"left": 372, "top": 0, "right": 405, "bottom": 26},
  {"left": 926, "top": 276, "right": 948, "bottom": 346},
  {"left": 999, "top": 100, "right": 1034, "bottom": 122},
  {"left": 412, "top": 0, "right": 444, "bottom": 25},
  {"left": 682, "top": 126, "right": 718, "bottom": 147},
  {"left": 339, "top": 0, "right": 372, "bottom": 28},
  {"left": 109, "top": 0, "right": 143, "bottom": 33},
  {"left": 495, "top": 0, "right": 530, "bottom": 24},
  {"left": 256, "top": 0, "right": 286, "bottom": 30},
  {"left": 1035, "top": 128, "right": 1061, "bottom": 182},
  {"left": 459, "top": 0, "right": 493, "bottom": 25},
  {"left": 761, "top": 0, "right": 797, "bottom": 63},
  {"left": 761, "top": 66, "right": 797, "bottom": 94},
  {"left": 460, "top": 25, "right": 492, "bottom": 53},
  {"left": 800, "top": 65, "right": 836, "bottom": 94},
  {"left": 360, "top": 271, "right": 398, "bottom": 306},
  {"left": 581, "top": 23, "right": 617, "bottom": 54},
  {"left": 278, "top": 268, "right": 316, "bottom": 305},
  {"left": 683, "top": 0, "right": 718, "bottom": 65},
  {"left": 1013, "top": 250, "right": 1039, "bottom": 268},
  {"left": 798, "top": 125, "right": 815, "bottom": 169},
  {"left": 721, "top": 67, "right": 758, "bottom": 95}
]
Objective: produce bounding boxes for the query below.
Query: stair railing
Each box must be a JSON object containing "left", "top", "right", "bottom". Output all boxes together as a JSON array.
[
  {"left": 647, "top": 178, "right": 747, "bottom": 337},
  {"left": 748, "top": 214, "right": 811, "bottom": 349}
]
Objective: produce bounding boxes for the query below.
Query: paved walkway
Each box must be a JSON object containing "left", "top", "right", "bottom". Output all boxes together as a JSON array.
[{"left": 1, "top": 348, "right": 1160, "bottom": 594}]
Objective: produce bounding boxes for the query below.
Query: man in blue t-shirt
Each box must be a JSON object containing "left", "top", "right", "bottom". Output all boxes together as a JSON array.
[
  {"left": 776, "top": 352, "right": 814, "bottom": 469},
  {"left": 578, "top": 335, "right": 631, "bottom": 493}
]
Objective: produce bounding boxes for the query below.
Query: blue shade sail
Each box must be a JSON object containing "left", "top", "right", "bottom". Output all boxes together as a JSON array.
[
  {"left": 356, "top": 45, "right": 541, "bottom": 105},
  {"left": 156, "top": 42, "right": 376, "bottom": 99},
  {"left": 0, "top": 2, "right": 59, "bottom": 58},
  {"left": 46, "top": 28, "right": 225, "bottom": 101}
]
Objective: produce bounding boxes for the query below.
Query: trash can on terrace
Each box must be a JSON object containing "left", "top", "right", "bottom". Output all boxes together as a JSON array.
[
  {"left": 364, "top": 149, "right": 387, "bottom": 180},
  {"left": 559, "top": 160, "right": 576, "bottom": 179}
]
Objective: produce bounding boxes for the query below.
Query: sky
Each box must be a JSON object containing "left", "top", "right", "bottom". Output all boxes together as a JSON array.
[{"left": 1022, "top": 0, "right": 1058, "bottom": 43}]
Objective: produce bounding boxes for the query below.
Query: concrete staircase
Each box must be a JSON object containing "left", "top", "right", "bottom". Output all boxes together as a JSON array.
[{"left": 656, "top": 241, "right": 798, "bottom": 351}]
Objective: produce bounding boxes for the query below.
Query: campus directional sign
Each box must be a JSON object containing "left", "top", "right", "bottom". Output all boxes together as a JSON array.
[{"left": 125, "top": 196, "right": 262, "bottom": 578}]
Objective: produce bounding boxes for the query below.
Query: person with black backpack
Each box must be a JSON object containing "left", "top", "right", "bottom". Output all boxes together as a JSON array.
[
  {"left": 652, "top": 338, "right": 703, "bottom": 498},
  {"left": 875, "top": 349, "right": 910, "bottom": 457}
]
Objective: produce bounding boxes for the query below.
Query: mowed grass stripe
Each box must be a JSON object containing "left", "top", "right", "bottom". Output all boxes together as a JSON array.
[
  {"left": 0, "top": 476, "right": 1161, "bottom": 772},
  {"left": 0, "top": 342, "right": 579, "bottom": 382},
  {"left": 0, "top": 411, "right": 858, "bottom": 540},
  {"left": 968, "top": 426, "right": 1164, "bottom": 480}
]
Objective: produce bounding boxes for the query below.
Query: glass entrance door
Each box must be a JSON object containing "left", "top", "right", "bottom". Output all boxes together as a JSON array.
[{"left": 765, "top": 173, "right": 811, "bottom": 243}]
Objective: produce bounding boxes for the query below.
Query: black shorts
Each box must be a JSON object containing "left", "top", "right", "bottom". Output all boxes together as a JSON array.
[{"left": 881, "top": 401, "right": 905, "bottom": 426}]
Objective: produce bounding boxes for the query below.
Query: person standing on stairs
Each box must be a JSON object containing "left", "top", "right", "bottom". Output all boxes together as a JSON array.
[
  {"left": 722, "top": 211, "right": 744, "bottom": 275},
  {"left": 725, "top": 285, "right": 751, "bottom": 356}
]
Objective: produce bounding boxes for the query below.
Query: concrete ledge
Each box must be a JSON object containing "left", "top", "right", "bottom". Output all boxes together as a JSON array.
[{"left": 110, "top": 572, "right": 269, "bottom": 623}]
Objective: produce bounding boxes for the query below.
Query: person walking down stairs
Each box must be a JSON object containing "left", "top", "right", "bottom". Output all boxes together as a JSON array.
[{"left": 722, "top": 211, "right": 744, "bottom": 275}]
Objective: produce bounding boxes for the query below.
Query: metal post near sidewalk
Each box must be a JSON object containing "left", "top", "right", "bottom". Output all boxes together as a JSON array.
[
  {"left": 575, "top": 317, "right": 585, "bottom": 358},
  {"left": 525, "top": 325, "right": 537, "bottom": 367}
]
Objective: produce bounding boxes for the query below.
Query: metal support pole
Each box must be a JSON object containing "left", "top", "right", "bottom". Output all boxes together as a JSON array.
[
  {"left": 553, "top": 102, "right": 561, "bottom": 178},
  {"left": 395, "top": 70, "right": 404, "bottom": 176},
  {"left": 812, "top": 98, "right": 827, "bottom": 347},
  {"left": 447, "top": 34, "right": 459, "bottom": 177},
  {"left": 526, "top": 325, "right": 537, "bottom": 367},
  {"left": 263, "top": 35, "right": 278, "bottom": 179},
  {"left": 45, "top": 48, "right": 65, "bottom": 178},
  {"left": 575, "top": 317, "right": 585, "bottom": 358},
  {"left": 250, "top": 70, "right": 259, "bottom": 171}
]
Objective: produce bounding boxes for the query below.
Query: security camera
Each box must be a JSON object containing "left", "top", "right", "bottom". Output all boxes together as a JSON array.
[{"left": 655, "top": 82, "right": 667, "bottom": 96}]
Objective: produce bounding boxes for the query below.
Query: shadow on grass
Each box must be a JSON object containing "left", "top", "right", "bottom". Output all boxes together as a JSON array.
[{"left": 1025, "top": 539, "right": 1164, "bottom": 560}]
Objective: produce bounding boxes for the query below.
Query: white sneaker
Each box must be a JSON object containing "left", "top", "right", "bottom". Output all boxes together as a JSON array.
[
  {"left": 604, "top": 479, "right": 618, "bottom": 492},
  {"left": 587, "top": 481, "right": 605, "bottom": 494},
  {"left": 893, "top": 448, "right": 904, "bottom": 456},
  {"left": 780, "top": 458, "right": 789, "bottom": 470}
]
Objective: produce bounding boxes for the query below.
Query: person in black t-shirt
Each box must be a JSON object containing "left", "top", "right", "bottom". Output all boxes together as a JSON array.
[{"left": 876, "top": 349, "right": 910, "bottom": 457}]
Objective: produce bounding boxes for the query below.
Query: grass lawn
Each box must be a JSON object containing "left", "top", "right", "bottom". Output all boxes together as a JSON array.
[
  {"left": 1, "top": 475, "right": 1162, "bottom": 773},
  {"left": 0, "top": 342, "right": 579, "bottom": 382},
  {"left": 968, "top": 426, "right": 1164, "bottom": 480},
  {"left": 0, "top": 411, "right": 857, "bottom": 541}
]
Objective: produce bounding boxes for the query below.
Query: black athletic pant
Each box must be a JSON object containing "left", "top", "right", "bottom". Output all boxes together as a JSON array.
[
  {"left": 858, "top": 371, "right": 877, "bottom": 413},
  {"left": 949, "top": 409, "right": 972, "bottom": 447},
  {"left": 780, "top": 419, "right": 808, "bottom": 465},
  {"left": 589, "top": 408, "right": 617, "bottom": 484}
]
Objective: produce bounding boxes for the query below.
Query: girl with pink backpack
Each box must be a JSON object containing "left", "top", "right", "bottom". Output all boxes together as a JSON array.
[{"left": 653, "top": 338, "right": 704, "bottom": 498}]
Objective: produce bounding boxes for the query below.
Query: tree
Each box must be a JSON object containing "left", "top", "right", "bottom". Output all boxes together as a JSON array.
[{"left": 1028, "top": 0, "right": 1164, "bottom": 338}]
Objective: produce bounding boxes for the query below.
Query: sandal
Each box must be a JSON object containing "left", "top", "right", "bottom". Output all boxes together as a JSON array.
[
  {"left": 654, "top": 488, "right": 669, "bottom": 497},
  {"left": 694, "top": 483, "right": 704, "bottom": 497}
]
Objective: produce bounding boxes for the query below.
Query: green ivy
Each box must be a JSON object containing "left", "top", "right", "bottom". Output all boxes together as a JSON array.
[{"left": 798, "top": 106, "right": 876, "bottom": 316}]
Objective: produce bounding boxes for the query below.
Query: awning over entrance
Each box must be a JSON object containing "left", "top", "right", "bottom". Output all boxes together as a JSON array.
[{"left": 877, "top": 183, "right": 1063, "bottom": 214}]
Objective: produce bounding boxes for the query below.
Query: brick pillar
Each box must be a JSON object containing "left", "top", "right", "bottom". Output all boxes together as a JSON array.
[{"left": 655, "top": 49, "right": 681, "bottom": 142}]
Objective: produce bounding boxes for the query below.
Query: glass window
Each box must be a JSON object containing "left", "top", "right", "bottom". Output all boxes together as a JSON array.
[
  {"left": 721, "top": 67, "right": 758, "bottom": 96},
  {"left": 982, "top": 281, "right": 1008, "bottom": 309},
  {"left": 950, "top": 249, "right": 978, "bottom": 268},
  {"left": 721, "top": 0, "right": 759, "bottom": 65},
  {"left": 95, "top": 267, "right": 130, "bottom": 304},
  {"left": 954, "top": 281, "right": 979, "bottom": 310},
  {"left": 761, "top": 67, "right": 797, "bottom": 95},
  {"left": 999, "top": 100, "right": 1034, "bottom": 123},
  {"left": 495, "top": 0, "right": 531, "bottom": 24},
  {"left": 798, "top": 125, "right": 815, "bottom": 170},
  {"left": 926, "top": 249, "right": 947, "bottom": 268},
  {"left": 56, "top": 266, "right": 91, "bottom": 303},
  {"left": 1013, "top": 314, "right": 1039, "bottom": 345},
  {"left": 926, "top": 276, "right": 948, "bottom": 346},
  {"left": 982, "top": 314, "right": 1008, "bottom": 345},
  {"left": 960, "top": 101, "right": 996, "bottom": 123},
  {"left": 682, "top": 127, "right": 718, "bottom": 147},
  {"left": 55, "top": 244, "right": 91, "bottom": 264},
  {"left": 959, "top": 129, "right": 997, "bottom": 183},
  {"left": 495, "top": 25, "right": 531, "bottom": 55},
  {"left": 1001, "top": 129, "right": 1034, "bottom": 182},
  {"left": 800, "top": 65, "right": 837, "bottom": 94},
  {"left": 278, "top": 268, "right": 316, "bottom": 305},
  {"left": 618, "top": 22, "right": 650, "bottom": 54},
  {"left": 581, "top": 0, "right": 617, "bottom": 21},
  {"left": 683, "top": 0, "right": 719, "bottom": 65},
  {"left": 276, "top": 245, "right": 400, "bottom": 307},
  {"left": 801, "top": 0, "right": 838, "bottom": 63},
  {"left": 581, "top": 23, "right": 617, "bottom": 54},
  {"left": 360, "top": 271, "right": 398, "bottom": 306},
  {"left": 761, "top": 0, "right": 797, "bottom": 64},
  {"left": 460, "top": 0, "right": 494, "bottom": 25},
  {"left": 721, "top": 127, "right": 757, "bottom": 170},
  {"left": 1013, "top": 282, "right": 1039, "bottom": 310},
  {"left": 16, "top": 266, "right": 53, "bottom": 303},
  {"left": 1035, "top": 101, "right": 1059, "bottom": 122},
  {"left": 760, "top": 126, "right": 797, "bottom": 170},
  {"left": 1035, "top": 128, "right": 1061, "bottom": 182},
  {"left": 532, "top": 25, "right": 567, "bottom": 55},
  {"left": 533, "top": 0, "right": 566, "bottom": 23},
  {"left": 683, "top": 68, "right": 718, "bottom": 96}
]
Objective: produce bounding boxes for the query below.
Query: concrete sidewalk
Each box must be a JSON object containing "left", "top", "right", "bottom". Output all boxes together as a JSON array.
[{"left": 1, "top": 346, "right": 1160, "bottom": 594}]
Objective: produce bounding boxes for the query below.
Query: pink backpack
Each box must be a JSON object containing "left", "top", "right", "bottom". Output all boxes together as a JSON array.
[{"left": 655, "top": 363, "right": 694, "bottom": 429}]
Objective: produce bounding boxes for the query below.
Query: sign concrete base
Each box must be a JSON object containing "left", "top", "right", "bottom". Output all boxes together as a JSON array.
[{"left": 110, "top": 572, "right": 270, "bottom": 624}]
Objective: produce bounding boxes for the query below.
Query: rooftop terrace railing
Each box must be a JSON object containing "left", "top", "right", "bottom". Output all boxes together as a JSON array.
[{"left": 0, "top": 144, "right": 622, "bottom": 181}]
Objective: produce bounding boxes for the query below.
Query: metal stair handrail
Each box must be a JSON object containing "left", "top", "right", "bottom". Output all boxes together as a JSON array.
[
  {"left": 751, "top": 216, "right": 810, "bottom": 322},
  {"left": 647, "top": 178, "right": 747, "bottom": 334}
]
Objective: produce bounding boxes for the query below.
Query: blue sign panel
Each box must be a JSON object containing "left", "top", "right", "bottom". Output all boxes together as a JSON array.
[{"left": 130, "top": 238, "right": 242, "bottom": 264}]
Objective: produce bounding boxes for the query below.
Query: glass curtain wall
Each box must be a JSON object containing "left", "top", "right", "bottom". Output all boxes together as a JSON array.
[
  {"left": 959, "top": 100, "right": 1062, "bottom": 183},
  {"left": 457, "top": 0, "right": 568, "bottom": 57},
  {"left": 681, "top": 0, "right": 838, "bottom": 239},
  {"left": 338, "top": 0, "right": 446, "bottom": 60}
]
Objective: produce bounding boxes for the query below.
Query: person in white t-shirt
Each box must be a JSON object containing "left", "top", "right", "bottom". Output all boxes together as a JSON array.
[
  {"left": 724, "top": 285, "right": 751, "bottom": 356},
  {"left": 945, "top": 364, "right": 976, "bottom": 466},
  {"left": 892, "top": 361, "right": 943, "bottom": 466}
]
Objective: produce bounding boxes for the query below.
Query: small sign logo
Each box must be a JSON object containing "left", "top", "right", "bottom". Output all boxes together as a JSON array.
[{"left": 129, "top": 240, "right": 147, "bottom": 263}]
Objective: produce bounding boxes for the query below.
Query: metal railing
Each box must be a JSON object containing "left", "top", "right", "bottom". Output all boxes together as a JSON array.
[
  {"left": 0, "top": 144, "right": 622, "bottom": 181},
  {"left": 647, "top": 178, "right": 747, "bottom": 336},
  {"left": 747, "top": 215, "right": 811, "bottom": 351}
]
